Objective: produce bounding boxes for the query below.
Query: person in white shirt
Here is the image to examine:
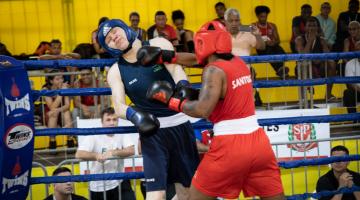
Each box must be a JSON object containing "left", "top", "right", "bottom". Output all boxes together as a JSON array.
[
  {"left": 344, "top": 41, "right": 360, "bottom": 115},
  {"left": 75, "top": 107, "right": 135, "bottom": 200}
]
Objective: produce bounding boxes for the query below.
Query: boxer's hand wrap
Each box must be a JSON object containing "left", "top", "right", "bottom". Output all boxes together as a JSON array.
[
  {"left": 146, "top": 81, "right": 185, "bottom": 112},
  {"left": 137, "top": 46, "right": 177, "bottom": 66},
  {"left": 126, "top": 107, "right": 160, "bottom": 137}
]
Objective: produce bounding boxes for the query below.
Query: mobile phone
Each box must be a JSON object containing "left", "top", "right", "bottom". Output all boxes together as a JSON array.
[{"left": 239, "top": 25, "right": 252, "bottom": 32}]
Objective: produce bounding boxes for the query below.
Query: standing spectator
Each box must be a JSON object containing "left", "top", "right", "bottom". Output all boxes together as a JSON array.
[
  {"left": 44, "top": 167, "right": 87, "bottom": 200},
  {"left": 334, "top": 0, "right": 360, "bottom": 52},
  {"left": 39, "top": 39, "right": 80, "bottom": 60},
  {"left": 147, "top": 11, "right": 179, "bottom": 46},
  {"left": 343, "top": 41, "right": 360, "bottom": 115},
  {"left": 75, "top": 107, "right": 136, "bottom": 200},
  {"left": 33, "top": 41, "right": 50, "bottom": 56},
  {"left": 171, "top": 10, "right": 194, "bottom": 52},
  {"left": 42, "top": 69, "right": 75, "bottom": 149},
  {"left": 344, "top": 21, "right": 360, "bottom": 52},
  {"left": 316, "top": 2, "right": 336, "bottom": 50},
  {"left": 129, "top": 12, "right": 147, "bottom": 41},
  {"left": 290, "top": 4, "right": 313, "bottom": 53},
  {"left": 225, "top": 8, "right": 265, "bottom": 106},
  {"left": 73, "top": 67, "right": 105, "bottom": 119},
  {"left": 316, "top": 145, "right": 360, "bottom": 200},
  {"left": 253, "top": 5, "right": 289, "bottom": 78},
  {"left": 92, "top": 17, "right": 112, "bottom": 58},
  {"left": 295, "top": 17, "right": 337, "bottom": 101},
  {"left": 214, "top": 2, "right": 226, "bottom": 25}
]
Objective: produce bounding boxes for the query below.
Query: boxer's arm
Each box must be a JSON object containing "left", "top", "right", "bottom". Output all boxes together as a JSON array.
[
  {"left": 107, "top": 63, "right": 128, "bottom": 119},
  {"left": 111, "top": 145, "right": 135, "bottom": 158},
  {"left": 149, "top": 37, "right": 198, "bottom": 66},
  {"left": 182, "top": 66, "right": 224, "bottom": 118},
  {"left": 75, "top": 150, "right": 99, "bottom": 161}
]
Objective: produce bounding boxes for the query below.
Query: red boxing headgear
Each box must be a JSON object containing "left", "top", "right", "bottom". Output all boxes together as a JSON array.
[{"left": 194, "top": 21, "right": 232, "bottom": 64}]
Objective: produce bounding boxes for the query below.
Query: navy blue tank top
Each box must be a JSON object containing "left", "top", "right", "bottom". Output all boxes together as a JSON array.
[{"left": 118, "top": 46, "right": 178, "bottom": 117}]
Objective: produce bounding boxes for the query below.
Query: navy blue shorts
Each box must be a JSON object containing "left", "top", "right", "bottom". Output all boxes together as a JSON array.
[{"left": 140, "top": 121, "right": 200, "bottom": 191}]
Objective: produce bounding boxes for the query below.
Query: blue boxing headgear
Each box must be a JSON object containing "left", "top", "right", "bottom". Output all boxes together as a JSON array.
[{"left": 97, "top": 19, "right": 137, "bottom": 57}]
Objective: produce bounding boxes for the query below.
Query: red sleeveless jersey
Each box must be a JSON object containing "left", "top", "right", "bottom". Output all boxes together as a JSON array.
[
  {"left": 255, "top": 22, "right": 275, "bottom": 41},
  {"left": 208, "top": 57, "right": 255, "bottom": 123}
]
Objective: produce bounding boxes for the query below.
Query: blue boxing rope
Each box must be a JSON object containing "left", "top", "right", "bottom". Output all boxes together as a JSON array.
[
  {"left": 31, "top": 76, "right": 360, "bottom": 98},
  {"left": 279, "top": 155, "right": 360, "bottom": 169},
  {"left": 22, "top": 52, "right": 360, "bottom": 68},
  {"left": 30, "top": 171, "right": 144, "bottom": 185},
  {"left": 35, "top": 113, "right": 360, "bottom": 137}
]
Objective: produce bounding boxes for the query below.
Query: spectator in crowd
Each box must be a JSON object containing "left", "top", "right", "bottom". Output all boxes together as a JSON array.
[
  {"left": 73, "top": 67, "right": 107, "bottom": 120},
  {"left": 295, "top": 17, "right": 337, "bottom": 101},
  {"left": 33, "top": 41, "right": 50, "bottom": 56},
  {"left": 290, "top": 4, "right": 314, "bottom": 53},
  {"left": 334, "top": 0, "right": 360, "bottom": 52},
  {"left": 344, "top": 21, "right": 360, "bottom": 52},
  {"left": 0, "top": 42, "right": 12, "bottom": 56},
  {"left": 75, "top": 107, "right": 136, "bottom": 200},
  {"left": 73, "top": 43, "right": 96, "bottom": 59},
  {"left": 171, "top": 10, "right": 194, "bottom": 52},
  {"left": 44, "top": 167, "right": 87, "bottom": 200},
  {"left": 92, "top": 17, "right": 112, "bottom": 58},
  {"left": 214, "top": 2, "right": 226, "bottom": 25},
  {"left": 343, "top": 41, "right": 360, "bottom": 116},
  {"left": 316, "top": 145, "right": 360, "bottom": 200},
  {"left": 42, "top": 69, "right": 75, "bottom": 149},
  {"left": 316, "top": 2, "right": 336, "bottom": 50},
  {"left": 147, "top": 11, "right": 179, "bottom": 46},
  {"left": 224, "top": 8, "right": 265, "bottom": 106},
  {"left": 39, "top": 39, "right": 80, "bottom": 60},
  {"left": 129, "top": 12, "right": 147, "bottom": 41},
  {"left": 253, "top": 5, "right": 289, "bottom": 79}
]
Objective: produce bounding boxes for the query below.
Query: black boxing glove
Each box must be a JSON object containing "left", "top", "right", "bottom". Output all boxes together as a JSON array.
[
  {"left": 126, "top": 107, "right": 160, "bottom": 137},
  {"left": 175, "top": 80, "right": 199, "bottom": 101},
  {"left": 137, "top": 46, "right": 177, "bottom": 66},
  {"left": 146, "top": 81, "right": 187, "bottom": 112}
]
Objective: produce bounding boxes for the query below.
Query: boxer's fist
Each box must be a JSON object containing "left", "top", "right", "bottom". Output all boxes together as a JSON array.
[
  {"left": 126, "top": 107, "right": 160, "bottom": 137},
  {"left": 175, "top": 80, "right": 199, "bottom": 101},
  {"left": 137, "top": 46, "right": 176, "bottom": 66},
  {"left": 146, "top": 81, "right": 174, "bottom": 104}
]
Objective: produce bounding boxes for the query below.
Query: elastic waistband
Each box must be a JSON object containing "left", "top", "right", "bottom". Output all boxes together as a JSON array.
[
  {"left": 158, "top": 112, "right": 189, "bottom": 128},
  {"left": 213, "top": 115, "right": 260, "bottom": 136}
]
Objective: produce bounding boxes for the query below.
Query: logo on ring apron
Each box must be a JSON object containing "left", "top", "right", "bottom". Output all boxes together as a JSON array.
[
  {"left": 2, "top": 157, "right": 29, "bottom": 194},
  {"left": 4, "top": 77, "right": 31, "bottom": 116},
  {"left": 5, "top": 124, "right": 33, "bottom": 150},
  {"left": 287, "top": 123, "right": 317, "bottom": 152}
]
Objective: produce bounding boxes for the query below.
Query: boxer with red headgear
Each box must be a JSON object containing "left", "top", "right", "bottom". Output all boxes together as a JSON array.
[{"left": 147, "top": 21, "right": 285, "bottom": 200}]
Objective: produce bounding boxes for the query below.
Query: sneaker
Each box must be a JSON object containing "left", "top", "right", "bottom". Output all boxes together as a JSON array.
[{"left": 326, "top": 95, "right": 337, "bottom": 102}]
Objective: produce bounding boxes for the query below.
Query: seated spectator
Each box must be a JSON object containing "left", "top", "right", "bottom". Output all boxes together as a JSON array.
[
  {"left": 129, "top": 12, "right": 147, "bottom": 41},
  {"left": 92, "top": 17, "right": 112, "bottom": 58},
  {"left": 295, "top": 17, "right": 337, "bottom": 101},
  {"left": 290, "top": 4, "right": 313, "bottom": 53},
  {"left": 0, "top": 42, "right": 12, "bottom": 56},
  {"left": 75, "top": 107, "right": 136, "bottom": 200},
  {"left": 44, "top": 167, "right": 87, "bottom": 200},
  {"left": 39, "top": 39, "right": 80, "bottom": 60},
  {"left": 343, "top": 41, "right": 360, "bottom": 116},
  {"left": 73, "top": 43, "right": 96, "bottom": 59},
  {"left": 214, "top": 2, "right": 226, "bottom": 25},
  {"left": 316, "top": 145, "right": 360, "bottom": 200},
  {"left": 316, "top": 2, "right": 336, "bottom": 50},
  {"left": 253, "top": 5, "right": 289, "bottom": 79},
  {"left": 42, "top": 70, "right": 75, "bottom": 149},
  {"left": 147, "top": 11, "right": 179, "bottom": 46},
  {"left": 171, "top": 10, "right": 194, "bottom": 52},
  {"left": 225, "top": 8, "right": 265, "bottom": 106},
  {"left": 344, "top": 21, "right": 360, "bottom": 52},
  {"left": 334, "top": 0, "right": 360, "bottom": 52},
  {"left": 73, "top": 67, "right": 107, "bottom": 119}
]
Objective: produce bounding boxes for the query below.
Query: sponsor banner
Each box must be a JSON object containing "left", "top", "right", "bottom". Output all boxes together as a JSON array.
[
  {"left": 0, "top": 55, "right": 34, "bottom": 200},
  {"left": 78, "top": 108, "right": 330, "bottom": 172}
]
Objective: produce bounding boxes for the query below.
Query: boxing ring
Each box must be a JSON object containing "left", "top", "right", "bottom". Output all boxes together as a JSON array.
[{"left": 1, "top": 52, "right": 360, "bottom": 200}]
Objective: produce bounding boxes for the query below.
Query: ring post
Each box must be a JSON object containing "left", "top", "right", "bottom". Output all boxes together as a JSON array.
[{"left": 0, "top": 56, "right": 35, "bottom": 199}]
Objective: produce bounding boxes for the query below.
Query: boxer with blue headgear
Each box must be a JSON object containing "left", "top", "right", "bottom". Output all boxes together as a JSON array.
[{"left": 97, "top": 19, "right": 138, "bottom": 57}]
